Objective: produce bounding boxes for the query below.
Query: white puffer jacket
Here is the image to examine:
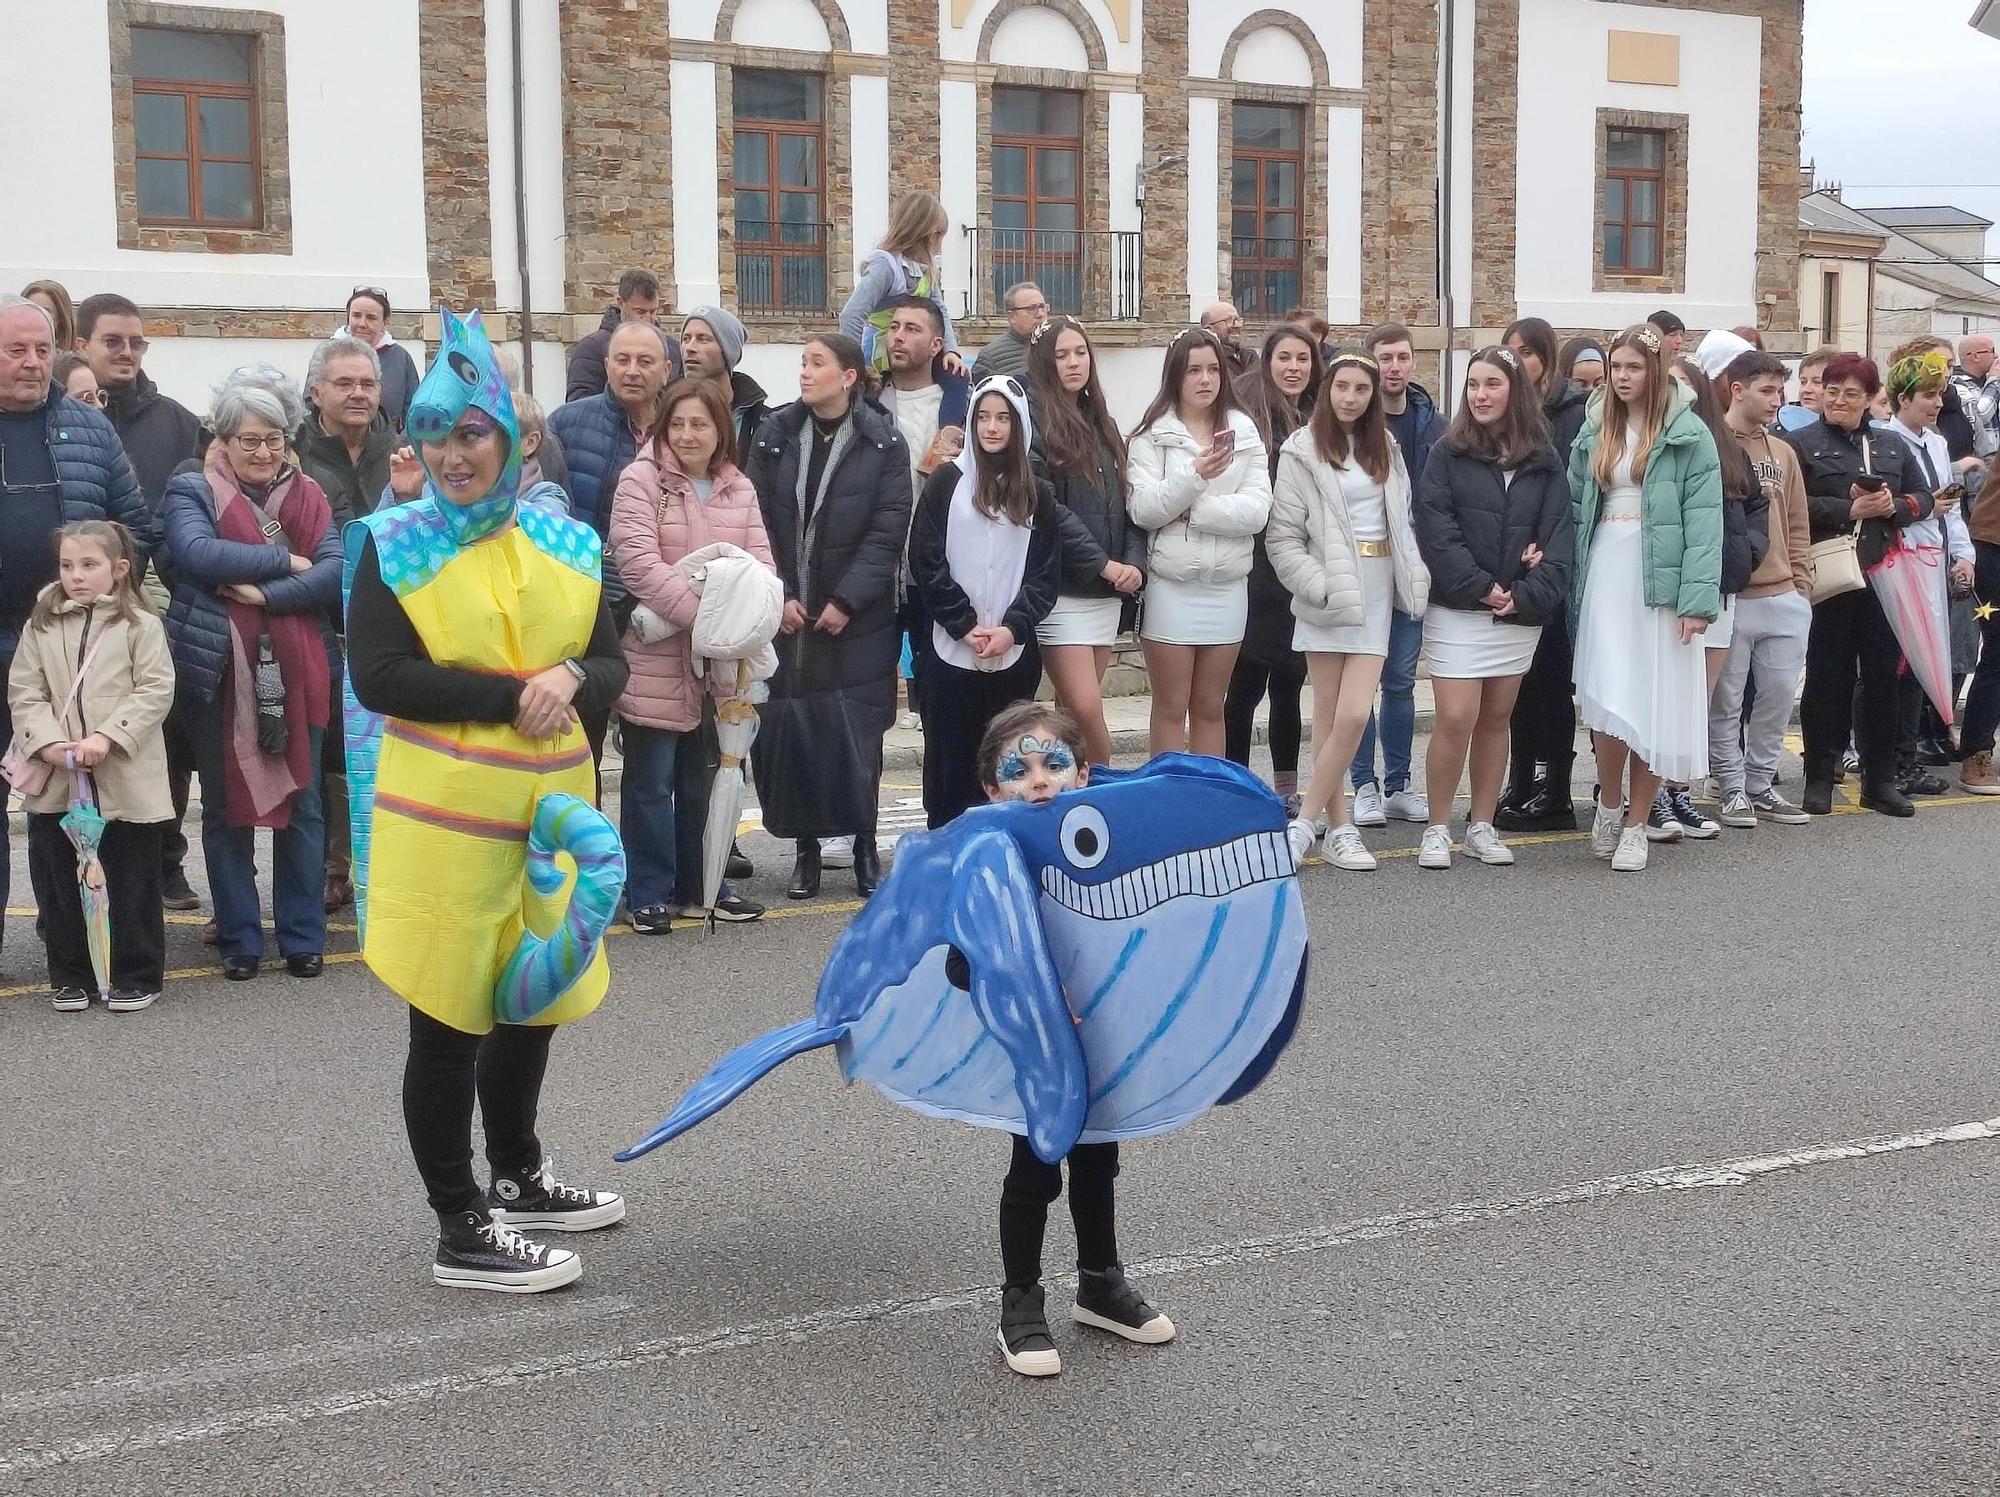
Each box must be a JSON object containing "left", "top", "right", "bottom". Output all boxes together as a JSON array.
[
  {"left": 1125, "top": 409, "right": 1272, "bottom": 585},
  {"left": 1266, "top": 426, "right": 1429, "bottom": 630}
]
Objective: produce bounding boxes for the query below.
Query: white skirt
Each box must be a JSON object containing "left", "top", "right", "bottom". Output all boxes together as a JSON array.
[
  {"left": 1141, "top": 575, "right": 1247, "bottom": 646},
  {"left": 1704, "top": 598, "right": 1735, "bottom": 650},
  {"left": 1037, "top": 591, "right": 1123, "bottom": 648},
  {"left": 1574, "top": 518, "right": 1710, "bottom": 782},
  {"left": 1294, "top": 551, "right": 1391, "bottom": 656},
  {"left": 1423, "top": 604, "right": 1540, "bottom": 679}
]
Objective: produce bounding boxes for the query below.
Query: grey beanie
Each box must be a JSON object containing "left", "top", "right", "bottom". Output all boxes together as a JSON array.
[{"left": 683, "top": 305, "right": 747, "bottom": 370}]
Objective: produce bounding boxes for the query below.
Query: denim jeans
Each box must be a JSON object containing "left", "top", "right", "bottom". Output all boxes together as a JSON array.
[
  {"left": 619, "top": 721, "right": 712, "bottom": 910},
  {"left": 188, "top": 697, "right": 327, "bottom": 959},
  {"left": 1351, "top": 609, "right": 1423, "bottom": 792}
]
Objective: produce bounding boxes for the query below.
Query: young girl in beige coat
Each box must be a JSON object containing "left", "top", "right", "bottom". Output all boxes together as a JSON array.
[
  {"left": 7, "top": 521, "right": 176, "bottom": 1010},
  {"left": 1266, "top": 352, "right": 1428, "bottom": 872}
]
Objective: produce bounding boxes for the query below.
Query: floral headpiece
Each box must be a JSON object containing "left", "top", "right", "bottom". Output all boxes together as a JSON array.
[
  {"left": 1886, "top": 348, "right": 1949, "bottom": 404},
  {"left": 1632, "top": 327, "right": 1663, "bottom": 355}
]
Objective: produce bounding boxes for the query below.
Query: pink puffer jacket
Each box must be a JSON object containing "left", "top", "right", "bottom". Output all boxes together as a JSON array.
[{"left": 610, "top": 448, "right": 777, "bottom": 731}]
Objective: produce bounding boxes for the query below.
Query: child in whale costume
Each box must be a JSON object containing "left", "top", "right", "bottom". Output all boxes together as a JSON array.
[
  {"left": 346, "top": 308, "right": 630, "bottom": 1294},
  {"left": 623, "top": 701, "right": 1310, "bottom": 1374}
]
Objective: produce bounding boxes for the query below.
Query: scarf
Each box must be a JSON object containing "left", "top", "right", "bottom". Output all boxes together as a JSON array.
[{"left": 206, "top": 449, "right": 333, "bottom": 829}]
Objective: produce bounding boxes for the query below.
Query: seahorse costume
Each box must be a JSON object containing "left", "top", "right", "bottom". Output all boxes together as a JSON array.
[{"left": 344, "top": 308, "right": 624, "bottom": 1034}]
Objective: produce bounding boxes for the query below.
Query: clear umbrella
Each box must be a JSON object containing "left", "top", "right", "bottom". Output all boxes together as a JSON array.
[
  {"left": 61, "top": 752, "right": 113, "bottom": 1002},
  {"left": 697, "top": 659, "right": 766, "bottom": 923}
]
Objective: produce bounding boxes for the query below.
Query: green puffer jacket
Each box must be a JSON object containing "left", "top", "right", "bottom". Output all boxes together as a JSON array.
[{"left": 1568, "top": 382, "right": 1724, "bottom": 627}]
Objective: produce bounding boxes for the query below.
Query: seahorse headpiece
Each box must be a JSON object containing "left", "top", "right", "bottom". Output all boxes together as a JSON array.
[{"left": 407, "top": 307, "right": 521, "bottom": 545}]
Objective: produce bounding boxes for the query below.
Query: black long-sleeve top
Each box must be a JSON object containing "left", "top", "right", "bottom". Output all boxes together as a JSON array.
[{"left": 345, "top": 532, "right": 629, "bottom": 724}]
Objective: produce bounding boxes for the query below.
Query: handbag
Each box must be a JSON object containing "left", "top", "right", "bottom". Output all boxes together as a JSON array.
[
  {"left": 1808, "top": 434, "right": 1872, "bottom": 605},
  {"left": 3, "top": 629, "right": 112, "bottom": 797}
]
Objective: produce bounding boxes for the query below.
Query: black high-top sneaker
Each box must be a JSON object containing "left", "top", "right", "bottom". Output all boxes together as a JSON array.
[
  {"left": 432, "top": 1210, "right": 581, "bottom": 1293},
  {"left": 997, "top": 1284, "right": 1062, "bottom": 1377},
  {"left": 488, "top": 1157, "right": 626, "bottom": 1231},
  {"left": 1073, "top": 1265, "right": 1176, "bottom": 1344}
]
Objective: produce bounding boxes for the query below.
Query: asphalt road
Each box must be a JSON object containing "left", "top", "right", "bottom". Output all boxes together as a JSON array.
[{"left": 6, "top": 757, "right": 2000, "bottom": 1496}]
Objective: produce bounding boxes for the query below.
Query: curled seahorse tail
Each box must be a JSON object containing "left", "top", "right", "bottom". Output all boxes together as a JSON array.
[{"left": 493, "top": 793, "right": 627, "bottom": 1024}]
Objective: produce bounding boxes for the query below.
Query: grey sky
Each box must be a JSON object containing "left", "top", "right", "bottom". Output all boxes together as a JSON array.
[{"left": 1802, "top": 0, "right": 2000, "bottom": 265}]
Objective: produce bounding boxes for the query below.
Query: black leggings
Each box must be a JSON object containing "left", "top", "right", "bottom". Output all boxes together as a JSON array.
[
  {"left": 1224, "top": 655, "right": 1306, "bottom": 774},
  {"left": 999, "top": 1134, "right": 1120, "bottom": 1289},
  {"left": 1506, "top": 614, "right": 1576, "bottom": 786},
  {"left": 403, "top": 1006, "right": 555, "bottom": 1218}
]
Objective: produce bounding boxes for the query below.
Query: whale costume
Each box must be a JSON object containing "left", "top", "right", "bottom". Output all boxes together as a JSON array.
[{"left": 344, "top": 308, "right": 631, "bottom": 1292}]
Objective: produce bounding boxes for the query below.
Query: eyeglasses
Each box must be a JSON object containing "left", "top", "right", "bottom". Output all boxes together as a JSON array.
[
  {"left": 228, "top": 432, "right": 288, "bottom": 452},
  {"left": 93, "top": 334, "right": 148, "bottom": 355},
  {"left": 68, "top": 386, "right": 108, "bottom": 409},
  {"left": 0, "top": 447, "right": 58, "bottom": 495},
  {"left": 1010, "top": 300, "right": 1049, "bottom": 315}
]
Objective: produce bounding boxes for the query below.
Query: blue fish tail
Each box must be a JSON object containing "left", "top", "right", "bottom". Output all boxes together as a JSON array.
[
  {"left": 617, "top": 1018, "right": 848, "bottom": 1161},
  {"left": 1217, "top": 953, "right": 1308, "bottom": 1106}
]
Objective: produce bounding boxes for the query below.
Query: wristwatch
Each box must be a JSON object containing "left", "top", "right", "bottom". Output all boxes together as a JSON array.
[{"left": 560, "top": 658, "right": 587, "bottom": 684}]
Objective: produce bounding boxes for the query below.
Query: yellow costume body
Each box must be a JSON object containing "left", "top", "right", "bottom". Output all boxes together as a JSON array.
[{"left": 363, "top": 524, "right": 607, "bottom": 1034}]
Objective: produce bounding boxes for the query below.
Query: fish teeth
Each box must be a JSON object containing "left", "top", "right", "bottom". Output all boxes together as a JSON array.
[{"left": 1039, "top": 830, "right": 1296, "bottom": 919}]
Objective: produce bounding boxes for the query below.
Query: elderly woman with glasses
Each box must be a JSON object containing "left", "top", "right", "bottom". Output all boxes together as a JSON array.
[
  {"left": 162, "top": 369, "right": 342, "bottom": 980},
  {"left": 1780, "top": 352, "right": 1936, "bottom": 818}
]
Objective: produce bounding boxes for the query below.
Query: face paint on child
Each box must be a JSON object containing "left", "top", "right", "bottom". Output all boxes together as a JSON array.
[{"left": 992, "top": 735, "right": 1082, "bottom": 805}]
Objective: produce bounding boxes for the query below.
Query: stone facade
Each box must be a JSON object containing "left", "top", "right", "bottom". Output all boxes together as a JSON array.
[
  {"left": 1135, "top": 0, "right": 1191, "bottom": 320},
  {"left": 1359, "top": 0, "right": 1439, "bottom": 328},
  {"left": 561, "top": 1, "right": 675, "bottom": 314},
  {"left": 418, "top": 0, "right": 494, "bottom": 309},
  {"left": 1468, "top": 0, "right": 1520, "bottom": 330},
  {"left": 886, "top": 0, "right": 940, "bottom": 195}
]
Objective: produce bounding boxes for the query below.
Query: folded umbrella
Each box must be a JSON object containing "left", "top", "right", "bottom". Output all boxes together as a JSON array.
[
  {"left": 698, "top": 659, "right": 765, "bottom": 922},
  {"left": 1867, "top": 536, "right": 1955, "bottom": 725},
  {"left": 61, "top": 752, "right": 113, "bottom": 1002}
]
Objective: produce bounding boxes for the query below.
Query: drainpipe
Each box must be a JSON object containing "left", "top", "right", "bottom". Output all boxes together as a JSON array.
[
  {"left": 510, "top": 0, "right": 535, "bottom": 394},
  {"left": 1436, "top": 0, "right": 1458, "bottom": 415}
]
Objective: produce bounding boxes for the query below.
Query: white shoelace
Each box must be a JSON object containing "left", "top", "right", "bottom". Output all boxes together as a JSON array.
[
  {"left": 476, "top": 1216, "right": 545, "bottom": 1263},
  {"left": 533, "top": 1156, "right": 595, "bottom": 1206}
]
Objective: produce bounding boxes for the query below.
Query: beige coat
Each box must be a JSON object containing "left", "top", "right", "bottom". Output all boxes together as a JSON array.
[
  {"left": 7, "top": 591, "right": 177, "bottom": 821},
  {"left": 1266, "top": 425, "right": 1429, "bottom": 630}
]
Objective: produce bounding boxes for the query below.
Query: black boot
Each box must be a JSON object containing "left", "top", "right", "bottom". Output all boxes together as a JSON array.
[
  {"left": 787, "top": 839, "right": 821, "bottom": 900},
  {"left": 1859, "top": 780, "right": 1915, "bottom": 817},
  {"left": 852, "top": 834, "right": 882, "bottom": 896},
  {"left": 1802, "top": 778, "right": 1835, "bottom": 816},
  {"left": 1493, "top": 760, "right": 1541, "bottom": 831}
]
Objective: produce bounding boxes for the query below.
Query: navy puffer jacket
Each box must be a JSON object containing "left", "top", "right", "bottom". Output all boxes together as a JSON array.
[
  {"left": 162, "top": 468, "right": 342, "bottom": 703},
  {"left": 21, "top": 388, "right": 161, "bottom": 562},
  {"left": 547, "top": 390, "right": 638, "bottom": 538}
]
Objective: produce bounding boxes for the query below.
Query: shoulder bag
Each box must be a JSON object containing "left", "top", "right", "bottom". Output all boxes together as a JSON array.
[
  {"left": 3, "top": 628, "right": 112, "bottom": 797},
  {"left": 1807, "top": 434, "right": 1869, "bottom": 604}
]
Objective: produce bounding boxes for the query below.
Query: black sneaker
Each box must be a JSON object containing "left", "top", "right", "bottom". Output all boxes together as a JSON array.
[
  {"left": 997, "top": 1283, "right": 1062, "bottom": 1377},
  {"left": 488, "top": 1157, "right": 626, "bottom": 1231},
  {"left": 1666, "top": 787, "right": 1718, "bottom": 839},
  {"left": 106, "top": 988, "right": 160, "bottom": 1012},
  {"left": 1901, "top": 769, "right": 1949, "bottom": 797},
  {"left": 681, "top": 890, "right": 766, "bottom": 923},
  {"left": 1645, "top": 789, "right": 1684, "bottom": 842},
  {"left": 1072, "top": 1265, "right": 1176, "bottom": 1344},
  {"left": 726, "top": 843, "right": 754, "bottom": 881},
  {"left": 161, "top": 869, "right": 200, "bottom": 911},
  {"left": 629, "top": 904, "right": 675, "bottom": 934},
  {"left": 432, "top": 1209, "right": 581, "bottom": 1293},
  {"left": 50, "top": 986, "right": 90, "bottom": 1012}
]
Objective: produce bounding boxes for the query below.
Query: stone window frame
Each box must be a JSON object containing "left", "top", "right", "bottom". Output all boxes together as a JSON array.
[
  {"left": 1592, "top": 107, "right": 1688, "bottom": 296},
  {"left": 1211, "top": 16, "right": 1338, "bottom": 326},
  {"left": 711, "top": 46, "right": 856, "bottom": 338},
  {"left": 108, "top": 1, "right": 292, "bottom": 254}
]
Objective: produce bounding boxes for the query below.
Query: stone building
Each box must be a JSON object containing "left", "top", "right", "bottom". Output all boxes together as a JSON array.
[{"left": 1, "top": 0, "right": 1803, "bottom": 422}]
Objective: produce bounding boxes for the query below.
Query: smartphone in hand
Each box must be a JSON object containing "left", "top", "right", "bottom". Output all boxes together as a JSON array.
[{"left": 1211, "top": 427, "right": 1237, "bottom": 456}]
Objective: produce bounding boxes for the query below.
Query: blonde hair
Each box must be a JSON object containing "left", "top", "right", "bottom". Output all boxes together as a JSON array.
[
  {"left": 29, "top": 520, "right": 148, "bottom": 632},
  {"left": 873, "top": 190, "right": 949, "bottom": 268},
  {"left": 1591, "top": 324, "right": 1671, "bottom": 491}
]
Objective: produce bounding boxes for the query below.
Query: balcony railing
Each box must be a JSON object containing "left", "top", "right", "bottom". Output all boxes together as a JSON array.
[
  {"left": 964, "top": 227, "right": 1142, "bottom": 323},
  {"left": 1230, "top": 236, "right": 1303, "bottom": 320},
  {"left": 735, "top": 220, "right": 834, "bottom": 316}
]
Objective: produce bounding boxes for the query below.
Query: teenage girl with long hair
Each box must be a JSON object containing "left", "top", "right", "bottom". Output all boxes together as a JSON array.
[
  {"left": 1224, "top": 324, "right": 1323, "bottom": 808},
  {"left": 1025, "top": 316, "right": 1144, "bottom": 767},
  {"left": 1126, "top": 328, "right": 1271, "bottom": 757}
]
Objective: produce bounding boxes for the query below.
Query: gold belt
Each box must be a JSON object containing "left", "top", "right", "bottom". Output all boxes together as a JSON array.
[{"left": 1355, "top": 538, "right": 1390, "bottom": 558}]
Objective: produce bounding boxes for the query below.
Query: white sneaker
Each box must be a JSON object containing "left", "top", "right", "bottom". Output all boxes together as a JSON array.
[
  {"left": 1611, "top": 824, "right": 1649, "bottom": 872},
  {"left": 1351, "top": 782, "right": 1388, "bottom": 828},
  {"left": 1716, "top": 790, "right": 1757, "bottom": 829},
  {"left": 1417, "top": 824, "right": 1454, "bottom": 869},
  {"left": 1463, "top": 821, "right": 1515, "bottom": 866},
  {"left": 820, "top": 835, "right": 855, "bottom": 868},
  {"left": 1324, "top": 825, "right": 1377, "bottom": 871},
  {"left": 1590, "top": 798, "right": 1623, "bottom": 859},
  {"left": 1285, "top": 818, "right": 1319, "bottom": 868},
  {"left": 1383, "top": 788, "right": 1429, "bottom": 822}
]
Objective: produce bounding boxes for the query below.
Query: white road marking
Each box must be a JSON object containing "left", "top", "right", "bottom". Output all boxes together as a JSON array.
[{"left": 4, "top": 1114, "right": 1996, "bottom": 1474}]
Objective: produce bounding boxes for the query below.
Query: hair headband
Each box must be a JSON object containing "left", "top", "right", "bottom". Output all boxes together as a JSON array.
[
  {"left": 1329, "top": 351, "right": 1379, "bottom": 373},
  {"left": 1487, "top": 347, "right": 1519, "bottom": 370},
  {"left": 1632, "top": 328, "right": 1663, "bottom": 355}
]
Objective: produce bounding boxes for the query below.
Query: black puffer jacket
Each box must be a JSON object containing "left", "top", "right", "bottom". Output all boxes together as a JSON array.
[
  {"left": 1028, "top": 403, "right": 1143, "bottom": 598},
  {"left": 1413, "top": 440, "right": 1575, "bottom": 626},
  {"left": 294, "top": 409, "right": 396, "bottom": 529},
  {"left": 1717, "top": 457, "right": 1771, "bottom": 598},
  {"left": 1781, "top": 416, "right": 1935, "bottom": 570},
  {"left": 103, "top": 371, "right": 201, "bottom": 508},
  {"left": 747, "top": 398, "right": 913, "bottom": 694},
  {"left": 1543, "top": 379, "right": 1591, "bottom": 474}
]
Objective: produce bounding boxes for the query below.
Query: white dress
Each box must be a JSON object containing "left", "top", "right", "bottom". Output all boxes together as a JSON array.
[
  {"left": 1038, "top": 591, "right": 1124, "bottom": 647},
  {"left": 1573, "top": 435, "right": 1711, "bottom": 782},
  {"left": 1292, "top": 466, "right": 1392, "bottom": 656}
]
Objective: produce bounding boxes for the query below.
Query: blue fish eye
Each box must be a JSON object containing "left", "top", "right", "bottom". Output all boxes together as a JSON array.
[{"left": 1060, "top": 805, "right": 1109, "bottom": 869}]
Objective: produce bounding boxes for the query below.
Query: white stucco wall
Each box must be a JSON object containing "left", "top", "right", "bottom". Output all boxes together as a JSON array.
[
  {"left": 1188, "top": 0, "right": 1359, "bottom": 89},
  {"left": 1513, "top": 0, "right": 1763, "bottom": 329},
  {"left": 987, "top": 7, "right": 1092, "bottom": 70},
  {"left": 671, "top": 59, "right": 725, "bottom": 311},
  {"left": 731, "top": 0, "right": 834, "bottom": 49},
  {"left": 673, "top": 0, "right": 884, "bottom": 53},
  {"left": 849, "top": 74, "right": 891, "bottom": 260},
  {"left": 1325, "top": 107, "right": 1363, "bottom": 325},
  {"left": 1230, "top": 27, "right": 1315, "bottom": 87},
  {"left": 943, "top": 0, "right": 1137, "bottom": 73},
  {"left": 484, "top": 0, "right": 568, "bottom": 322}
]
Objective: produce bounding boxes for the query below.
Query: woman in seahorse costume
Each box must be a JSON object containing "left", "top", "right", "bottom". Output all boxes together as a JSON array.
[{"left": 345, "top": 308, "right": 631, "bottom": 1294}]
